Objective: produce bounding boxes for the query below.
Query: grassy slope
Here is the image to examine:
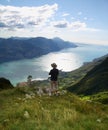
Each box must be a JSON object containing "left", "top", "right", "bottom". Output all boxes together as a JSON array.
[
  {"left": 0, "top": 55, "right": 108, "bottom": 130},
  {"left": 0, "top": 87, "right": 108, "bottom": 130},
  {"left": 59, "top": 54, "right": 108, "bottom": 89},
  {"left": 67, "top": 57, "right": 108, "bottom": 96}
]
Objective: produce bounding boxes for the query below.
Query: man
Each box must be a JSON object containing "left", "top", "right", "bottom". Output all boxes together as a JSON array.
[{"left": 49, "top": 63, "right": 59, "bottom": 93}]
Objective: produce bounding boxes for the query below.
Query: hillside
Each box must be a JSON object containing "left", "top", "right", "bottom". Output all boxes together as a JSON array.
[
  {"left": 59, "top": 54, "right": 108, "bottom": 89},
  {"left": 0, "top": 37, "right": 77, "bottom": 63},
  {"left": 67, "top": 56, "right": 108, "bottom": 96},
  {"left": 0, "top": 87, "right": 108, "bottom": 130},
  {"left": 0, "top": 54, "right": 108, "bottom": 129}
]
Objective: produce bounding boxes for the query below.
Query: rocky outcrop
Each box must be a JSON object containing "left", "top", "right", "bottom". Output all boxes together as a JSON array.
[{"left": 0, "top": 77, "right": 14, "bottom": 90}]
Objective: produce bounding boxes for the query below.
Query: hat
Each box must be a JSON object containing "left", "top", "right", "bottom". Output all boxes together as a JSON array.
[{"left": 51, "top": 63, "right": 57, "bottom": 68}]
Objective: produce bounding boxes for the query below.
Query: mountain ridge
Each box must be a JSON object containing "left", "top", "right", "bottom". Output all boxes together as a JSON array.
[
  {"left": 0, "top": 37, "right": 77, "bottom": 63},
  {"left": 67, "top": 56, "right": 108, "bottom": 95}
]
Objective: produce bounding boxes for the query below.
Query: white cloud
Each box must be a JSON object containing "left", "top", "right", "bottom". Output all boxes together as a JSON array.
[
  {"left": 0, "top": 4, "right": 58, "bottom": 30},
  {"left": 52, "top": 20, "right": 69, "bottom": 28},
  {"left": 0, "top": 4, "right": 100, "bottom": 43},
  {"left": 70, "top": 21, "right": 86, "bottom": 30},
  {"left": 62, "top": 13, "right": 70, "bottom": 17},
  {"left": 51, "top": 20, "right": 99, "bottom": 32}
]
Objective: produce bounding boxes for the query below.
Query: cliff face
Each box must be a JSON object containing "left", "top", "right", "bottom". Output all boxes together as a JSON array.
[{"left": 0, "top": 37, "right": 77, "bottom": 63}]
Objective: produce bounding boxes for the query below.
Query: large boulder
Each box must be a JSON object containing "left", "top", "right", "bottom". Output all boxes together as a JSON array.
[{"left": 0, "top": 77, "right": 14, "bottom": 90}]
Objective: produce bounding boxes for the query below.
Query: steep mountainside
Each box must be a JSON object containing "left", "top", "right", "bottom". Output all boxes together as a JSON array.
[
  {"left": 59, "top": 54, "right": 108, "bottom": 89},
  {"left": 0, "top": 37, "right": 77, "bottom": 63},
  {"left": 67, "top": 56, "right": 108, "bottom": 95}
]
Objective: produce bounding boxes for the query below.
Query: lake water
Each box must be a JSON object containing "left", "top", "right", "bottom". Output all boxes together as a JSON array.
[{"left": 0, "top": 43, "right": 108, "bottom": 85}]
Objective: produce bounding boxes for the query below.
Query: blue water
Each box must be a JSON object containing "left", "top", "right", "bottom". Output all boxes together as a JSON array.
[{"left": 0, "top": 44, "right": 108, "bottom": 85}]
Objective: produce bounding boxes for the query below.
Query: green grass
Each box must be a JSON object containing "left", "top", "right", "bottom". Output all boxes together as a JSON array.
[
  {"left": 0, "top": 87, "right": 108, "bottom": 130},
  {"left": 79, "top": 91, "right": 108, "bottom": 105},
  {"left": 90, "top": 91, "right": 108, "bottom": 104}
]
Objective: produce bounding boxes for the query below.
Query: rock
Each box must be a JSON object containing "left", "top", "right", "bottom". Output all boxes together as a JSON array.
[
  {"left": 24, "top": 111, "right": 30, "bottom": 119},
  {"left": 0, "top": 77, "right": 14, "bottom": 90},
  {"left": 16, "top": 82, "right": 28, "bottom": 87},
  {"left": 17, "top": 97, "right": 22, "bottom": 101},
  {"left": 25, "top": 94, "right": 32, "bottom": 99},
  {"left": 36, "top": 87, "right": 44, "bottom": 96},
  {"left": 3, "top": 119, "right": 10, "bottom": 125},
  {"left": 96, "top": 119, "right": 101, "bottom": 123}
]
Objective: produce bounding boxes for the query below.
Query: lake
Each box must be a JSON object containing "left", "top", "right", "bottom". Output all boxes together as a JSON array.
[{"left": 0, "top": 43, "right": 108, "bottom": 85}]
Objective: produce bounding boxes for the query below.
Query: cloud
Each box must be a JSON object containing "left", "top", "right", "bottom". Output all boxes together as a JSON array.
[
  {"left": 52, "top": 20, "right": 86, "bottom": 30},
  {"left": 70, "top": 21, "right": 86, "bottom": 30},
  {"left": 52, "top": 20, "right": 68, "bottom": 28},
  {"left": 52, "top": 20, "right": 99, "bottom": 32},
  {"left": 0, "top": 3, "right": 99, "bottom": 39},
  {"left": 0, "top": 22, "right": 7, "bottom": 28},
  {"left": 0, "top": 4, "right": 58, "bottom": 30},
  {"left": 70, "top": 21, "right": 99, "bottom": 31},
  {"left": 62, "top": 13, "right": 70, "bottom": 17}
]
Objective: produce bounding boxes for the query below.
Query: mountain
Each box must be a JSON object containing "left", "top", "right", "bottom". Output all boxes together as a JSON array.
[
  {"left": 0, "top": 37, "right": 77, "bottom": 63},
  {"left": 67, "top": 56, "right": 108, "bottom": 95},
  {"left": 53, "top": 37, "right": 77, "bottom": 48},
  {"left": 59, "top": 54, "right": 108, "bottom": 88}
]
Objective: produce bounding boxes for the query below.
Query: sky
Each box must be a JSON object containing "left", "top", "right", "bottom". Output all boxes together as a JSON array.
[{"left": 0, "top": 0, "right": 108, "bottom": 45}]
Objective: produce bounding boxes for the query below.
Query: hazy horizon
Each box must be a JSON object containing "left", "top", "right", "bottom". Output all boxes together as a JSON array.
[
  {"left": 0, "top": 36, "right": 108, "bottom": 46},
  {"left": 0, "top": 0, "right": 108, "bottom": 45}
]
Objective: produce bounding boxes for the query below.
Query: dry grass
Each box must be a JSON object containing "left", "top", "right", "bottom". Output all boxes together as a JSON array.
[{"left": 0, "top": 88, "right": 108, "bottom": 130}]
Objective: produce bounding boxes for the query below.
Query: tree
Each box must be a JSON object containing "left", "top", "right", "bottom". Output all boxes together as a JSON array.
[{"left": 27, "top": 75, "right": 32, "bottom": 86}]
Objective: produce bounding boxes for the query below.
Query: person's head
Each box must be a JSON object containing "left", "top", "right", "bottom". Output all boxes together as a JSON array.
[{"left": 51, "top": 63, "right": 57, "bottom": 68}]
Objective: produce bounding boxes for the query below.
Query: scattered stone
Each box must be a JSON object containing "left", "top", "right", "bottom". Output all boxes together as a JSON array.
[
  {"left": 15, "top": 103, "right": 19, "bottom": 106},
  {"left": 24, "top": 111, "right": 30, "bottom": 119},
  {"left": 36, "top": 87, "right": 44, "bottom": 96},
  {"left": 4, "top": 119, "right": 9, "bottom": 123},
  {"left": 25, "top": 94, "right": 32, "bottom": 99},
  {"left": 60, "top": 90, "right": 67, "bottom": 95},
  {"left": 3, "top": 119, "right": 10, "bottom": 125},
  {"left": 86, "top": 100, "right": 92, "bottom": 103},
  {"left": 17, "top": 82, "right": 28, "bottom": 87},
  {"left": 96, "top": 119, "right": 101, "bottom": 123},
  {"left": 17, "top": 97, "right": 22, "bottom": 101},
  {"left": 29, "top": 92, "right": 35, "bottom": 98}
]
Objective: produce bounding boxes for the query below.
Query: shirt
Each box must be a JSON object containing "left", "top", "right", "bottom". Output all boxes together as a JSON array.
[{"left": 49, "top": 68, "right": 59, "bottom": 81}]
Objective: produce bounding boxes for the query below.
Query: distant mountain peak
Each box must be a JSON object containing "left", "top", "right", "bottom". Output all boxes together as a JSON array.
[{"left": 53, "top": 37, "right": 64, "bottom": 41}]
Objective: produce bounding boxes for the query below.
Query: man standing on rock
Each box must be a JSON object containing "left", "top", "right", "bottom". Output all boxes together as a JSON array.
[{"left": 49, "top": 63, "right": 59, "bottom": 93}]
